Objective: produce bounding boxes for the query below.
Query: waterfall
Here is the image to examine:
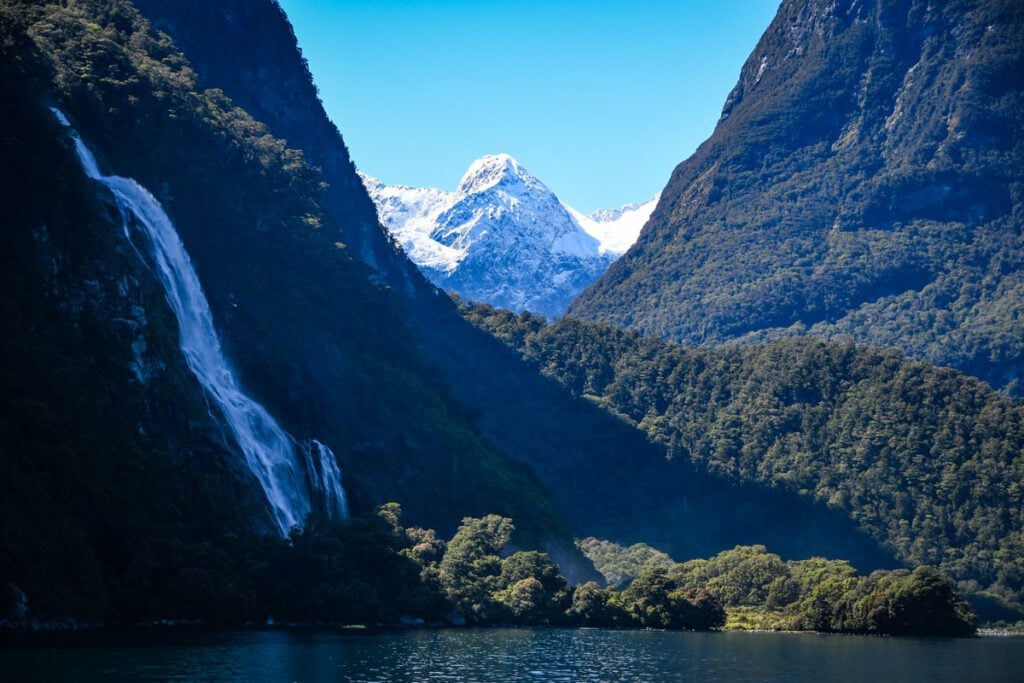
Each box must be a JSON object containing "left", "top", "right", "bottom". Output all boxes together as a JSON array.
[
  {"left": 303, "top": 440, "right": 350, "bottom": 519},
  {"left": 52, "top": 108, "right": 348, "bottom": 533}
]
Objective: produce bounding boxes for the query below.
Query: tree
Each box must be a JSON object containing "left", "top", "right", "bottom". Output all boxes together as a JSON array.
[
  {"left": 494, "top": 551, "right": 570, "bottom": 624},
  {"left": 437, "top": 515, "right": 514, "bottom": 622},
  {"left": 677, "top": 588, "right": 726, "bottom": 630},
  {"left": 788, "top": 557, "right": 859, "bottom": 631},
  {"left": 672, "top": 545, "right": 791, "bottom": 607},
  {"left": 617, "top": 567, "right": 723, "bottom": 630},
  {"left": 495, "top": 578, "right": 545, "bottom": 624},
  {"left": 841, "top": 567, "right": 977, "bottom": 636},
  {"left": 567, "top": 582, "right": 628, "bottom": 627}
]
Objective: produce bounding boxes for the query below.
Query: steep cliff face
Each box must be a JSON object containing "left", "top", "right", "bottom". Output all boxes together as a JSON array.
[
  {"left": 132, "top": 0, "right": 417, "bottom": 288},
  {"left": 86, "top": 0, "right": 616, "bottom": 577},
  {"left": 569, "top": 0, "right": 1024, "bottom": 395},
  {"left": 0, "top": 35, "right": 266, "bottom": 619}
]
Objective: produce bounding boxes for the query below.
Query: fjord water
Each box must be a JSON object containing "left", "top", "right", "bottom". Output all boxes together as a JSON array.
[
  {"left": 51, "top": 109, "right": 347, "bottom": 533},
  {"left": 2, "top": 629, "right": 1022, "bottom": 682}
]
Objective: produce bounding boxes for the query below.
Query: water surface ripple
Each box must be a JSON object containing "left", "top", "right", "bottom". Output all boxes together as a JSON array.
[{"left": 3, "top": 628, "right": 1022, "bottom": 682}]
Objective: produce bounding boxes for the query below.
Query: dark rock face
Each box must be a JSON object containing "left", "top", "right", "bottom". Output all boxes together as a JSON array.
[
  {"left": 0, "top": 81, "right": 266, "bottom": 620},
  {"left": 133, "top": 0, "right": 417, "bottom": 286},
  {"left": 569, "top": 0, "right": 1024, "bottom": 395}
]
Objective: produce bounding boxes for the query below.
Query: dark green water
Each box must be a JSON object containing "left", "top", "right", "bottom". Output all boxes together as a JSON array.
[{"left": 2, "top": 628, "right": 1022, "bottom": 682}]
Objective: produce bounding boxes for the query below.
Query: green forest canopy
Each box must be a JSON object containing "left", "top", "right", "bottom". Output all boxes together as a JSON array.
[{"left": 461, "top": 300, "right": 1024, "bottom": 611}]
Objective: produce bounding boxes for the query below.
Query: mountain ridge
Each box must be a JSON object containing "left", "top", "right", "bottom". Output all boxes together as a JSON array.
[
  {"left": 363, "top": 154, "right": 657, "bottom": 317},
  {"left": 568, "top": 0, "right": 1024, "bottom": 396}
]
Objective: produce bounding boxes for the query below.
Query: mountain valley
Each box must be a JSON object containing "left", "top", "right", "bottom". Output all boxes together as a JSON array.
[{"left": 0, "top": 0, "right": 1021, "bottom": 638}]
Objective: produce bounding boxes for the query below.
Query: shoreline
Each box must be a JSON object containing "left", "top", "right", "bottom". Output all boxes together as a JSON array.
[
  {"left": 977, "top": 628, "right": 1024, "bottom": 638},
  {"left": 1, "top": 619, "right": 994, "bottom": 644}
]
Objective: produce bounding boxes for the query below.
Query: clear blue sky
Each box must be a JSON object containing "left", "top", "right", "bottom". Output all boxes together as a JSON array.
[{"left": 278, "top": 0, "right": 780, "bottom": 212}]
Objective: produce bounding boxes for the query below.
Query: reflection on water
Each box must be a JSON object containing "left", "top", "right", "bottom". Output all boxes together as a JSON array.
[{"left": 2, "top": 627, "right": 1022, "bottom": 682}]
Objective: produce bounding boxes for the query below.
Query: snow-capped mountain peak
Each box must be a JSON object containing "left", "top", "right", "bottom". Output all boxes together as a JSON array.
[
  {"left": 360, "top": 156, "right": 656, "bottom": 317},
  {"left": 432, "top": 153, "right": 599, "bottom": 260},
  {"left": 455, "top": 153, "right": 534, "bottom": 196}
]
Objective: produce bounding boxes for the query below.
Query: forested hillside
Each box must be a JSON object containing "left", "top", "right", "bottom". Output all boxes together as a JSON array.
[
  {"left": 580, "top": 541, "right": 977, "bottom": 635},
  {"left": 1, "top": 14, "right": 264, "bottom": 620},
  {"left": 569, "top": 0, "right": 1024, "bottom": 396},
  {"left": 463, "top": 302, "right": 1024, "bottom": 609},
  {"left": 123, "top": 0, "right": 916, "bottom": 577},
  {"left": 4, "top": 0, "right": 1020, "bottom": 631},
  {"left": 0, "top": 0, "right": 890, "bottom": 623},
  {"left": 0, "top": 0, "right": 583, "bottom": 620}
]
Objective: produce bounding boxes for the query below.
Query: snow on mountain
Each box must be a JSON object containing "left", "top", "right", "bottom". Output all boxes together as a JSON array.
[
  {"left": 568, "top": 196, "right": 659, "bottom": 257},
  {"left": 357, "top": 175, "right": 460, "bottom": 272},
  {"left": 360, "top": 155, "right": 656, "bottom": 318}
]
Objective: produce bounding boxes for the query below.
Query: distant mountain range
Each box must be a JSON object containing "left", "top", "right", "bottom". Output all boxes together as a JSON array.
[{"left": 361, "top": 156, "right": 657, "bottom": 318}]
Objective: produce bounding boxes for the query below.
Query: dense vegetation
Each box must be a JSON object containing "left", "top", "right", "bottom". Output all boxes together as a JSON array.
[
  {"left": 569, "top": 0, "right": 1024, "bottom": 397},
  {"left": 0, "top": 0, "right": 919, "bottom": 625},
  {"left": 0, "top": 0, "right": 592, "bottom": 622},
  {"left": 0, "top": 0, "right": 1013, "bottom": 636},
  {"left": 577, "top": 538, "right": 674, "bottom": 587},
  {"left": 462, "top": 302, "right": 1024, "bottom": 611},
  {"left": 0, "top": 504, "right": 727, "bottom": 631},
  {"left": 581, "top": 541, "right": 976, "bottom": 636},
  {"left": 4, "top": 503, "right": 976, "bottom": 636}
]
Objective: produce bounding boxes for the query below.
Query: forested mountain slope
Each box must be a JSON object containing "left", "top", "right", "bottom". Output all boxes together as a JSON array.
[
  {"left": 123, "top": 0, "right": 911, "bottom": 575},
  {"left": 132, "top": 0, "right": 416, "bottom": 288},
  {"left": 0, "top": 38, "right": 266, "bottom": 621},
  {"left": 464, "top": 302, "right": 1024, "bottom": 608},
  {"left": 10, "top": 0, "right": 1017, "bottom": 626},
  {"left": 569, "top": 0, "right": 1024, "bottom": 396},
  {"left": 2, "top": 1, "right": 928, "bottom": 621},
  {"left": 0, "top": 0, "right": 587, "bottom": 619}
]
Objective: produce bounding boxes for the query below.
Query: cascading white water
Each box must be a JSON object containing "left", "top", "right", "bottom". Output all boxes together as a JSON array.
[
  {"left": 52, "top": 108, "right": 348, "bottom": 533},
  {"left": 303, "top": 440, "right": 350, "bottom": 520}
]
